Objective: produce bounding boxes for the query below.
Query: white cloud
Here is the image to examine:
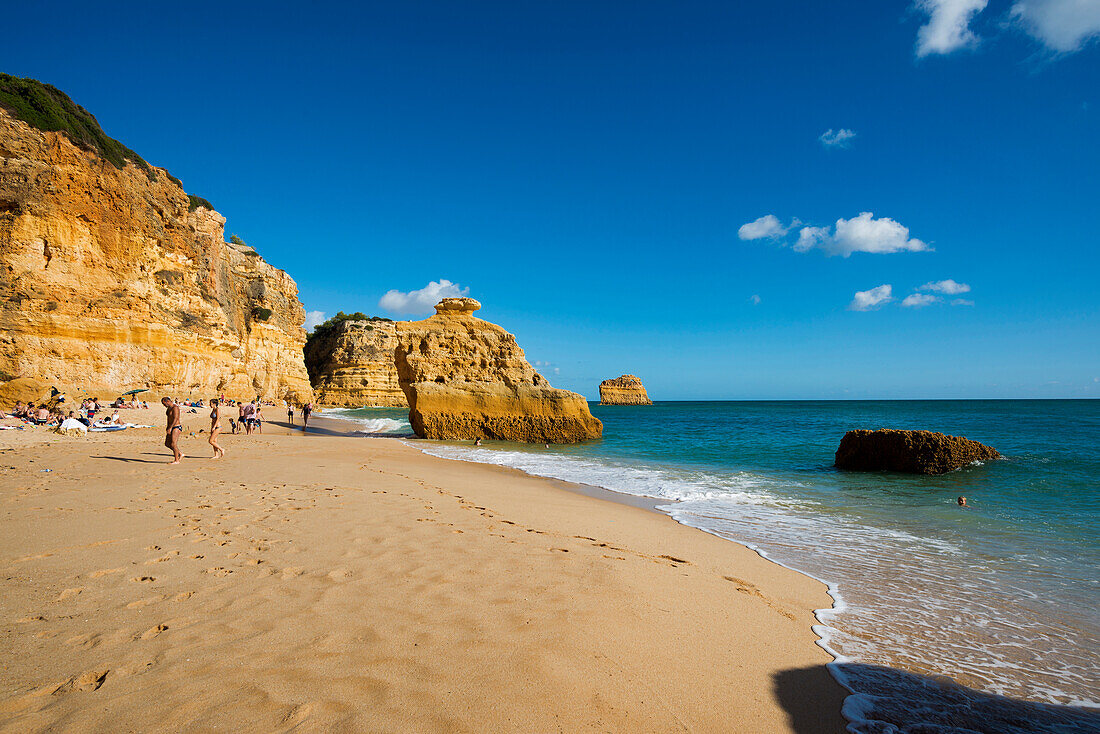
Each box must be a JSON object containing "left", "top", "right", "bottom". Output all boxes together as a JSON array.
[
  {"left": 1011, "top": 0, "right": 1100, "bottom": 52},
  {"left": 849, "top": 284, "right": 894, "bottom": 311},
  {"left": 794, "top": 226, "right": 829, "bottom": 253},
  {"left": 532, "top": 360, "right": 561, "bottom": 375},
  {"left": 750, "top": 294, "right": 762, "bottom": 305},
  {"left": 826, "top": 213, "right": 929, "bottom": 257},
  {"left": 303, "top": 310, "right": 326, "bottom": 331},
  {"left": 920, "top": 278, "right": 971, "bottom": 294},
  {"left": 902, "top": 293, "right": 942, "bottom": 307},
  {"left": 738, "top": 214, "right": 790, "bottom": 240},
  {"left": 915, "top": 0, "right": 989, "bottom": 56},
  {"left": 951, "top": 298, "right": 976, "bottom": 306},
  {"left": 747, "top": 213, "right": 928, "bottom": 257},
  {"left": 819, "top": 128, "right": 857, "bottom": 148},
  {"left": 378, "top": 279, "right": 469, "bottom": 315}
]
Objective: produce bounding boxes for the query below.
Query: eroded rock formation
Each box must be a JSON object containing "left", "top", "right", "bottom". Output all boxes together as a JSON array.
[
  {"left": 394, "top": 298, "right": 602, "bottom": 443},
  {"left": 0, "top": 105, "right": 312, "bottom": 402},
  {"left": 599, "top": 374, "right": 652, "bottom": 405},
  {"left": 303, "top": 319, "right": 406, "bottom": 407},
  {"left": 834, "top": 429, "right": 1000, "bottom": 475}
]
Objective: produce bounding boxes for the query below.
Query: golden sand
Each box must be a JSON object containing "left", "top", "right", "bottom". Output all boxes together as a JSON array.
[{"left": 0, "top": 411, "right": 845, "bottom": 732}]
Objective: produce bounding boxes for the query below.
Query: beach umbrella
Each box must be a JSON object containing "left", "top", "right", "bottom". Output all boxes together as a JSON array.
[{"left": 121, "top": 388, "right": 149, "bottom": 395}]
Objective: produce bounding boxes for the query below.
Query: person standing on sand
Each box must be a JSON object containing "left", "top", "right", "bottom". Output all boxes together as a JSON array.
[
  {"left": 254, "top": 402, "right": 264, "bottom": 434},
  {"left": 302, "top": 402, "right": 311, "bottom": 429},
  {"left": 208, "top": 399, "right": 225, "bottom": 459},
  {"left": 161, "top": 397, "right": 183, "bottom": 464},
  {"left": 287, "top": 402, "right": 294, "bottom": 425}
]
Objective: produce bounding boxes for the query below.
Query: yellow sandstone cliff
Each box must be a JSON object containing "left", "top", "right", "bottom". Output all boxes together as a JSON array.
[
  {"left": 599, "top": 374, "right": 653, "bottom": 405},
  {"left": 303, "top": 319, "right": 406, "bottom": 407},
  {"left": 0, "top": 107, "right": 312, "bottom": 402},
  {"left": 394, "top": 298, "right": 602, "bottom": 443}
]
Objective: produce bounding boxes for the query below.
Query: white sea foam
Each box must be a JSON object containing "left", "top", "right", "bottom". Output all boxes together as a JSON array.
[{"left": 321, "top": 409, "right": 411, "bottom": 434}]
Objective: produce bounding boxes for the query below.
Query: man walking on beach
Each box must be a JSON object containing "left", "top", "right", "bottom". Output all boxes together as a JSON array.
[{"left": 162, "top": 397, "right": 183, "bottom": 464}]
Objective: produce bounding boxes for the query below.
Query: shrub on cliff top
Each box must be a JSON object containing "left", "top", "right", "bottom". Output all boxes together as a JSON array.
[
  {"left": 304, "top": 311, "right": 393, "bottom": 346},
  {"left": 188, "top": 194, "right": 215, "bottom": 212},
  {"left": 0, "top": 73, "right": 157, "bottom": 179}
]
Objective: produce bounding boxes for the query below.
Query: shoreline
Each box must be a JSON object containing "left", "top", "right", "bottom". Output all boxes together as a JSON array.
[{"left": 0, "top": 411, "right": 848, "bottom": 731}]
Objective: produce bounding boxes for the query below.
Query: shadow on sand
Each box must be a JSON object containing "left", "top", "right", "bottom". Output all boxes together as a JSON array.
[
  {"left": 91, "top": 455, "right": 165, "bottom": 464},
  {"left": 774, "top": 663, "right": 1099, "bottom": 734}
]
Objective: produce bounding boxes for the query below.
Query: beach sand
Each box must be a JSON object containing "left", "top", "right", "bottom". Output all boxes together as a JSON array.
[{"left": 0, "top": 410, "right": 847, "bottom": 732}]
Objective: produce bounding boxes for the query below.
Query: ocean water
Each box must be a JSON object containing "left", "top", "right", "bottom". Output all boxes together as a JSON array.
[{"left": 332, "top": 400, "right": 1099, "bottom": 732}]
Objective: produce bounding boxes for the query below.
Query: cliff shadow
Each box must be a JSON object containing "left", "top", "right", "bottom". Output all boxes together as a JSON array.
[{"left": 774, "top": 663, "right": 1100, "bottom": 734}]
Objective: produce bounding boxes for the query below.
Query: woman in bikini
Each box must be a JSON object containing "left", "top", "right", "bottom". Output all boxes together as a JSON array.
[{"left": 208, "top": 399, "right": 225, "bottom": 459}]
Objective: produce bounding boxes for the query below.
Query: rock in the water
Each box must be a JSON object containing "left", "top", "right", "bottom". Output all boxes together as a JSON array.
[
  {"left": 0, "top": 83, "right": 312, "bottom": 402},
  {"left": 394, "top": 298, "right": 602, "bottom": 443},
  {"left": 599, "top": 375, "right": 652, "bottom": 405},
  {"left": 304, "top": 318, "right": 406, "bottom": 407},
  {"left": 835, "top": 429, "right": 1000, "bottom": 475}
]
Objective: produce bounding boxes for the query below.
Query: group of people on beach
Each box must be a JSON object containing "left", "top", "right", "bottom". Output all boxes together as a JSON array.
[{"left": 159, "top": 396, "right": 313, "bottom": 465}]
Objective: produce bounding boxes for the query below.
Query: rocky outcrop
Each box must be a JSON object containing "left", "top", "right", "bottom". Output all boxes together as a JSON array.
[
  {"left": 0, "top": 103, "right": 312, "bottom": 402},
  {"left": 835, "top": 429, "right": 1000, "bottom": 475},
  {"left": 599, "top": 374, "right": 652, "bottom": 405},
  {"left": 394, "top": 298, "right": 602, "bottom": 443},
  {"left": 303, "top": 319, "right": 406, "bottom": 407}
]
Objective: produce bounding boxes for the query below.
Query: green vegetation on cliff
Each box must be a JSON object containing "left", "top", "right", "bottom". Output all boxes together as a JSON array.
[
  {"left": 305, "top": 311, "right": 393, "bottom": 343},
  {"left": 0, "top": 73, "right": 159, "bottom": 179}
]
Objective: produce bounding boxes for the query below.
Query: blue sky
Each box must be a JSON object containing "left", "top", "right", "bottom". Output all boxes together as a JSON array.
[{"left": 4, "top": 1, "right": 1098, "bottom": 399}]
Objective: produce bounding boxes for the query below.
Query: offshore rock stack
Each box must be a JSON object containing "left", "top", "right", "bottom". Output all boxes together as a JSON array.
[
  {"left": 599, "top": 375, "right": 652, "bottom": 405},
  {"left": 835, "top": 429, "right": 1000, "bottom": 475},
  {"left": 394, "top": 298, "right": 602, "bottom": 443}
]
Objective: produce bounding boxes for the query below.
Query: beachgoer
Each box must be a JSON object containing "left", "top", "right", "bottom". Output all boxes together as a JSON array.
[
  {"left": 35, "top": 406, "right": 50, "bottom": 425},
  {"left": 254, "top": 403, "right": 264, "bottom": 434},
  {"left": 475, "top": 437, "right": 481, "bottom": 446},
  {"left": 958, "top": 496, "right": 969, "bottom": 508},
  {"left": 302, "top": 402, "right": 311, "bottom": 429},
  {"left": 162, "top": 397, "right": 183, "bottom": 464},
  {"left": 208, "top": 399, "right": 224, "bottom": 459},
  {"left": 287, "top": 403, "right": 294, "bottom": 425}
]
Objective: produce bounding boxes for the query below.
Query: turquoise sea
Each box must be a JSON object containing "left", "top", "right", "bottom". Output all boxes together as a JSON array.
[{"left": 326, "top": 400, "right": 1100, "bottom": 732}]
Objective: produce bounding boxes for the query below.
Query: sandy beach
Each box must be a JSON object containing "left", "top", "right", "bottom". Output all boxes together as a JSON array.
[{"left": 0, "top": 411, "right": 846, "bottom": 732}]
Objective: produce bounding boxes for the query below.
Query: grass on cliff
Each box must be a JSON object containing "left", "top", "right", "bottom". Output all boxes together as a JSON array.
[
  {"left": 305, "top": 311, "right": 393, "bottom": 344},
  {"left": 0, "top": 73, "right": 160, "bottom": 179}
]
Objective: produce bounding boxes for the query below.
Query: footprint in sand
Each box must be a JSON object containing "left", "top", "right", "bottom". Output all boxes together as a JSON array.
[
  {"left": 281, "top": 701, "right": 317, "bottom": 727},
  {"left": 127, "top": 595, "right": 168, "bottom": 609},
  {"left": 130, "top": 576, "right": 156, "bottom": 583},
  {"left": 173, "top": 591, "right": 194, "bottom": 601},
  {"left": 17, "top": 615, "right": 47, "bottom": 623},
  {"left": 52, "top": 669, "right": 109, "bottom": 695},
  {"left": 327, "top": 567, "right": 352, "bottom": 582},
  {"left": 136, "top": 623, "right": 168, "bottom": 640},
  {"left": 204, "top": 567, "right": 233, "bottom": 577},
  {"left": 90, "top": 568, "right": 124, "bottom": 578},
  {"left": 66, "top": 632, "right": 101, "bottom": 649},
  {"left": 281, "top": 567, "right": 305, "bottom": 579},
  {"left": 57, "top": 587, "right": 84, "bottom": 601}
]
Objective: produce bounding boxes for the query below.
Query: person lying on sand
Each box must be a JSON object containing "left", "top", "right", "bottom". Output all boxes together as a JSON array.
[{"left": 162, "top": 397, "right": 183, "bottom": 465}]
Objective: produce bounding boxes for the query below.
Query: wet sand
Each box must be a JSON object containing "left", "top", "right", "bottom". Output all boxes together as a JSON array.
[{"left": 0, "top": 410, "right": 846, "bottom": 732}]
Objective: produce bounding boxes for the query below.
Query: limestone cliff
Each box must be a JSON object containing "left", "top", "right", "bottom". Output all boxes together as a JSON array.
[
  {"left": 599, "top": 374, "right": 652, "bottom": 405},
  {"left": 394, "top": 298, "right": 602, "bottom": 443},
  {"left": 303, "top": 319, "right": 406, "bottom": 407},
  {"left": 0, "top": 97, "right": 312, "bottom": 401}
]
